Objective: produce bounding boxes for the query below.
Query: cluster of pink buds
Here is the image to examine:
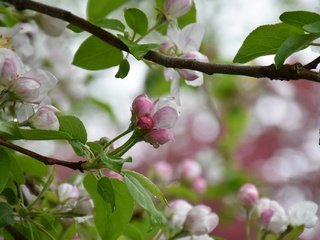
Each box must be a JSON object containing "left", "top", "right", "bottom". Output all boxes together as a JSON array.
[
  {"left": 165, "top": 199, "right": 219, "bottom": 239},
  {"left": 237, "top": 183, "right": 318, "bottom": 235},
  {"left": 131, "top": 94, "right": 179, "bottom": 147}
]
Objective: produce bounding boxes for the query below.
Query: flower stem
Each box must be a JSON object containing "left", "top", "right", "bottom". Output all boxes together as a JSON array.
[
  {"left": 28, "top": 166, "right": 56, "bottom": 209},
  {"left": 245, "top": 210, "right": 251, "bottom": 240},
  {"left": 103, "top": 125, "right": 134, "bottom": 150}
]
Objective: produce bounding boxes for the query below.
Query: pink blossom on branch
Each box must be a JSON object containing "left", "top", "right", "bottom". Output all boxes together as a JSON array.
[
  {"left": 237, "top": 183, "right": 259, "bottom": 209},
  {"left": 131, "top": 94, "right": 179, "bottom": 147}
]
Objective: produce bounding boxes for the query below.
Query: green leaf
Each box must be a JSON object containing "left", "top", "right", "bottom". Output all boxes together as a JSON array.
[
  {"left": 304, "top": 21, "right": 320, "bottom": 33},
  {"left": 178, "top": 3, "right": 196, "bottom": 29},
  {"left": 83, "top": 174, "right": 134, "bottom": 240},
  {"left": 67, "top": 24, "right": 83, "bottom": 33},
  {"left": 97, "top": 177, "right": 116, "bottom": 211},
  {"left": 0, "top": 148, "right": 11, "bottom": 193},
  {"left": 73, "top": 36, "right": 123, "bottom": 70},
  {"left": 9, "top": 155, "right": 25, "bottom": 185},
  {"left": 87, "top": 0, "right": 128, "bottom": 22},
  {"left": 123, "top": 169, "right": 168, "bottom": 206},
  {"left": 124, "top": 173, "right": 164, "bottom": 226},
  {"left": 0, "top": 121, "right": 71, "bottom": 141},
  {"left": 118, "top": 35, "right": 159, "bottom": 60},
  {"left": 115, "top": 59, "right": 130, "bottom": 79},
  {"left": 233, "top": 23, "right": 303, "bottom": 63},
  {"left": 15, "top": 155, "right": 48, "bottom": 178},
  {"left": 275, "top": 33, "right": 320, "bottom": 68},
  {"left": 58, "top": 115, "right": 87, "bottom": 143},
  {"left": 280, "top": 11, "right": 320, "bottom": 28},
  {"left": 124, "top": 8, "right": 148, "bottom": 36},
  {"left": 95, "top": 18, "right": 125, "bottom": 32},
  {"left": 69, "top": 139, "right": 86, "bottom": 156},
  {"left": 100, "top": 153, "right": 131, "bottom": 172},
  {"left": 0, "top": 202, "right": 13, "bottom": 228}
]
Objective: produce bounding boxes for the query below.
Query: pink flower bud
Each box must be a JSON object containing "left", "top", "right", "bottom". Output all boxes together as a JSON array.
[
  {"left": 193, "top": 177, "right": 207, "bottom": 194},
  {"left": 132, "top": 94, "right": 153, "bottom": 118},
  {"left": 0, "top": 48, "right": 24, "bottom": 84},
  {"left": 237, "top": 183, "right": 259, "bottom": 209},
  {"left": 184, "top": 205, "right": 219, "bottom": 235},
  {"left": 164, "top": 0, "right": 193, "bottom": 18},
  {"left": 260, "top": 208, "right": 275, "bottom": 229},
  {"left": 153, "top": 161, "right": 173, "bottom": 183},
  {"left": 12, "top": 77, "right": 41, "bottom": 102},
  {"left": 256, "top": 198, "right": 288, "bottom": 234},
  {"left": 165, "top": 199, "right": 193, "bottom": 230},
  {"left": 146, "top": 128, "right": 174, "bottom": 147},
  {"left": 179, "top": 159, "right": 202, "bottom": 182},
  {"left": 29, "top": 105, "right": 59, "bottom": 130},
  {"left": 137, "top": 115, "right": 154, "bottom": 129}
]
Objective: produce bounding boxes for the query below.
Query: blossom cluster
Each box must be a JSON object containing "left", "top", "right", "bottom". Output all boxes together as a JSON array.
[
  {"left": 131, "top": 94, "right": 179, "bottom": 147},
  {"left": 164, "top": 199, "right": 219, "bottom": 239},
  {"left": 238, "top": 183, "right": 318, "bottom": 236}
]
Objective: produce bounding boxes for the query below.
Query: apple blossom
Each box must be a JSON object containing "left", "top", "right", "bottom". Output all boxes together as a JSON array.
[
  {"left": 184, "top": 205, "right": 219, "bottom": 235},
  {"left": 131, "top": 94, "right": 179, "bottom": 147},
  {"left": 0, "top": 48, "right": 24, "bottom": 84},
  {"left": 58, "top": 183, "right": 80, "bottom": 203},
  {"left": 179, "top": 159, "right": 202, "bottom": 182},
  {"left": 11, "top": 69, "right": 58, "bottom": 103},
  {"left": 153, "top": 161, "right": 174, "bottom": 183},
  {"left": 288, "top": 201, "right": 318, "bottom": 228},
  {"left": 175, "top": 235, "right": 212, "bottom": 240},
  {"left": 237, "top": 183, "right": 259, "bottom": 209},
  {"left": 29, "top": 105, "right": 60, "bottom": 130},
  {"left": 192, "top": 177, "right": 207, "bottom": 194},
  {"left": 165, "top": 199, "right": 193, "bottom": 231},
  {"left": 256, "top": 198, "right": 288, "bottom": 234},
  {"left": 164, "top": 0, "right": 193, "bottom": 18},
  {"left": 161, "top": 23, "right": 207, "bottom": 103}
]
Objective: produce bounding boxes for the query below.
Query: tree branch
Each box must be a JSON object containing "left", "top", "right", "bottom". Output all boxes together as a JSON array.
[
  {"left": 0, "top": 138, "right": 85, "bottom": 171},
  {"left": 3, "top": 0, "right": 320, "bottom": 82}
]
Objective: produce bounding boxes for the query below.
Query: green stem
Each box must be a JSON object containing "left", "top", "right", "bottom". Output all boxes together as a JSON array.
[
  {"left": 27, "top": 217, "right": 56, "bottom": 240},
  {"left": 28, "top": 166, "right": 56, "bottom": 209},
  {"left": 245, "top": 210, "right": 251, "bottom": 240},
  {"left": 135, "top": 20, "right": 167, "bottom": 43},
  {"left": 103, "top": 126, "right": 134, "bottom": 150}
]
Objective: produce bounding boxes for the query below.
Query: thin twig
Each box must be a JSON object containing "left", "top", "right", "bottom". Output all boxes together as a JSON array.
[
  {"left": 0, "top": 138, "right": 85, "bottom": 171},
  {"left": 3, "top": 0, "right": 320, "bottom": 83},
  {"left": 304, "top": 56, "right": 320, "bottom": 69}
]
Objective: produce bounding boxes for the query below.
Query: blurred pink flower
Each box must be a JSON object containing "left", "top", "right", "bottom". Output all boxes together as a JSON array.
[
  {"left": 237, "top": 183, "right": 259, "bottom": 209},
  {"left": 179, "top": 159, "right": 202, "bottom": 182},
  {"left": 192, "top": 177, "right": 207, "bottom": 194},
  {"left": 184, "top": 205, "right": 219, "bottom": 235},
  {"left": 153, "top": 161, "right": 173, "bottom": 183},
  {"left": 164, "top": 0, "right": 193, "bottom": 18},
  {"left": 288, "top": 201, "right": 318, "bottom": 228},
  {"left": 256, "top": 198, "right": 288, "bottom": 234},
  {"left": 165, "top": 199, "right": 193, "bottom": 231}
]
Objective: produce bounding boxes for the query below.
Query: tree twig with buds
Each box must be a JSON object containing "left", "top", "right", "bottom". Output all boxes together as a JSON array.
[{"left": 3, "top": 0, "right": 320, "bottom": 82}]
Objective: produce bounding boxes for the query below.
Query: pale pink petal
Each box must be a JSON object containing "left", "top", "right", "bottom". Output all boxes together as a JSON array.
[
  {"left": 147, "top": 128, "right": 174, "bottom": 147},
  {"left": 179, "top": 23, "right": 205, "bottom": 51},
  {"left": 164, "top": 0, "right": 193, "bottom": 18},
  {"left": 153, "top": 106, "right": 178, "bottom": 129},
  {"left": 132, "top": 94, "right": 153, "bottom": 117}
]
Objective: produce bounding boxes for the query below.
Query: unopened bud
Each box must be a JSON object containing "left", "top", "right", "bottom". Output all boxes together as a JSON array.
[
  {"left": 237, "top": 183, "right": 259, "bottom": 209},
  {"left": 164, "top": 0, "right": 193, "bottom": 18},
  {"left": 29, "top": 105, "right": 59, "bottom": 130},
  {"left": 132, "top": 94, "right": 153, "bottom": 118},
  {"left": 146, "top": 128, "right": 174, "bottom": 147}
]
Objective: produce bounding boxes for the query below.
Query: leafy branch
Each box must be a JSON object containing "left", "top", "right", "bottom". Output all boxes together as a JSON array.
[{"left": 3, "top": 0, "right": 320, "bottom": 82}]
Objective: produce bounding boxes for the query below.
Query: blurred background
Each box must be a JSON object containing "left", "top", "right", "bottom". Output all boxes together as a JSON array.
[{"left": 26, "top": 0, "right": 320, "bottom": 239}]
